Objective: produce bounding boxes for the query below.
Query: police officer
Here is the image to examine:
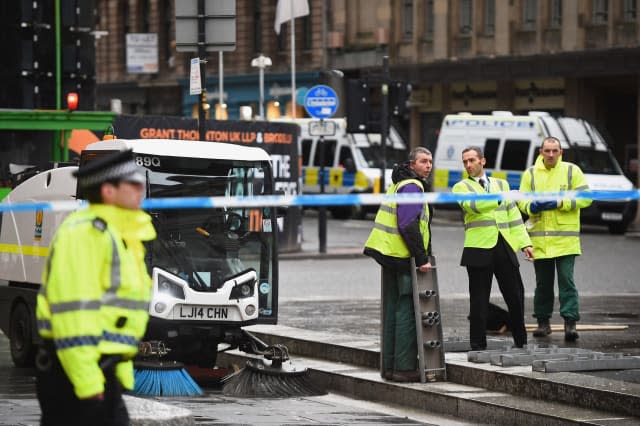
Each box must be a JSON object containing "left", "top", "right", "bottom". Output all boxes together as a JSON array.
[
  {"left": 36, "top": 149, "right": 156, "bottom": 425},
  {"left": 519, "top": 136, "right": 592, "bottom": 341},
  {"left": 452, "top": 146, "right": 534, "bottom": 351},
  {"left": 364, "top": 147, "right": 433, "bottom": 382}
]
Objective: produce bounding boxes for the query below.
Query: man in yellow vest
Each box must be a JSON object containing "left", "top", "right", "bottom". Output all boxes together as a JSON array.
[
  {"left": 364, "top": 147, "right": 433, "bottom": 382},
  {"left": 519, "top": 136, "right": 592, "bottom": 341},
  {"left": 452, "top": 147, "right": 534, "bottom": 351},
  {"left": 36, "top": 149, "right": 156, "bottom": 425}
]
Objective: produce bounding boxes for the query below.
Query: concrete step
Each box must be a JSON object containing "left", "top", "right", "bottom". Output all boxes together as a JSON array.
[
  {"left": 219, "top": 349, "right": 640, "bottom": 426},
  {"left": 239, "top": 324, "right": 640, "bottom": 420}
]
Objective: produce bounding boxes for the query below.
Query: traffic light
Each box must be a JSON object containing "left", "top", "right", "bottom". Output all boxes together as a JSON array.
[
  {"left": 346, "top": 79, "right": 370, "bottom": 133},
  {"left": 389, "top": 81, "right": 411, "bottom": 118},
  {"left": 346, "top": 78, "right": 411, "bottom": 133},
  {"left": 0, "top": 0, "right": 95, "bottom": 110},
  {"left": 66, "top": 92, "right": 79, "bottom": 111},
  {"left": 60, "top": 0, "right": 96, "bottom": 110}
]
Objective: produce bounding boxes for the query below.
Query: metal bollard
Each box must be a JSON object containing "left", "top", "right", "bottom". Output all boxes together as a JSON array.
[
  {"left": 421, "top": 311, "right": 439, "bottom": 320},
  {"left": 419, "top": 289, "right": 437, "bottom": 299},
  {"left": 422, "top": 317, "right": 441, "bottom": 327}
]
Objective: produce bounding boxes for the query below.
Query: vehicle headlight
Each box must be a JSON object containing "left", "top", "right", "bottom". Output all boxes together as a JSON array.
[
  {"left": 245, "top": 305, "right": 256, "bottom": 316},
  {"left": 230, "top": 282, "right": 255, "bottom": 299},
  {"left": 158, "top": 277, "right": 185, "bottom": 300},
  {"left": 154, "top": 302, "right": 167, "bottom": 313}
]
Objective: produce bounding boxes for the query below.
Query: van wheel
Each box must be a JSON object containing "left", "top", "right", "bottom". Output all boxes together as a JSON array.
[
  {"left": 10, "top": 302, "right": 36, "bottom": 368},
  {"left": 608, "top": 222, "right": 628, "bottom": 235}
]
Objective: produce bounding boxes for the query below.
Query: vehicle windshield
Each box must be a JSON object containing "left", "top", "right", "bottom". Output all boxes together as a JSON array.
[
  {"left": 144, "top": 156, "right": 276, "bottom": 318},
  {"left": 359, "top": 146, "right": 408, "bottom": 168},
  {"left": 562, "top": 148, "right": 622, "bottom": 175}
]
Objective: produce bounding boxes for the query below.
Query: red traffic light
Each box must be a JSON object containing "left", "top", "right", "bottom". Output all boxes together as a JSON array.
[{"left": 66, "top": 92, "right": 79, "bottom": 111}]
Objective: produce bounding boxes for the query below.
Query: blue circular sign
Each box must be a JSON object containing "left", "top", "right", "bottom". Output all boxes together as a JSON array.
[{"left": 303, "top": 85, "right": 339, "bottom": 119}]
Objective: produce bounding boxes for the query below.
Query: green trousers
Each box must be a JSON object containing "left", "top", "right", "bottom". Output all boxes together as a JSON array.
[
  {"left": 533, "top": 255, "right": 580, "bottom": 321},
  {"left": 382, "top": 268, "right": 417, "bottom": 372}
]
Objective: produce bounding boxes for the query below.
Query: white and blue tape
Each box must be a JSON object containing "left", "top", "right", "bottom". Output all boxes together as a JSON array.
[{"left": 0, "top": 190, "right": 638, "bottom": 213}]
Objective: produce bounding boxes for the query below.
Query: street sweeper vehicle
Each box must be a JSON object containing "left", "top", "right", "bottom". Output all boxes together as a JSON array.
[{"left": 0, "top": 138, "right": 282, "bottom": 371}]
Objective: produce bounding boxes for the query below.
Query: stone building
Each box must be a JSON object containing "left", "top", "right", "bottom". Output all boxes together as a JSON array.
[{"left": 93, "top": 0, "right": 639, "bottom": 176}]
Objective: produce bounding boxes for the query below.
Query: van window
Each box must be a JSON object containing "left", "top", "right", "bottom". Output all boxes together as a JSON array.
[
  {"left": 312, "top": 139, "right": 337, "bottom": 167},
  {"left": 484, "top": 139, "right": 499, "bottom": 169},
  {"left": 501, "top": 139, "right": 531, "bottom": 170},
  {"left": 338, "top": 146, "right": 353, "bottom": 167},
  {"left": 301, "top": 139, "right": 312, "bottom": 166}
]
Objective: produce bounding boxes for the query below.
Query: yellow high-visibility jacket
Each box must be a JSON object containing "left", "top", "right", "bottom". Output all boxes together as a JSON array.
[
  {"left": 452, "top": 177, "right": 531, "bottom": 252},
  {"left": 365, "top": 179, "right": 430, "bottom": 259},
  {"left": 518, "top": 155, "right": 591, "bottom": 259},
  {"left": 37, "top": 204, "right": 156, "bottom": 398}
]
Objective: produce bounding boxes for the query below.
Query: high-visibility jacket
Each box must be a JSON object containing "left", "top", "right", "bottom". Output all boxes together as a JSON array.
[
  {"left": 37, "top": 204, "right": 156, "bottom": 399},
  {"left": 364, "top": 178, "right": 430, "bottom": 259},
  {"left": 518, "top": 155, "right": 591, "bottom": 259},
  {"left": 452, "top": 177, "right": 531, "bottom": 252}
]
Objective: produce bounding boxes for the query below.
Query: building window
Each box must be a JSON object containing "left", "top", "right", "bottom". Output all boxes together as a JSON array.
[
  {"left": 162, "top": 0, "right": 173, "bottom": 66},
  {"left": 424, "top": 0, "right": 434, "bottom": 38},
  {"left": 550, "top": 0, "right": 562, "bottom": 27},
  {"left": 592, "top": 0, "right": 608, "bottom": 24},
  {"left": 302, "top": 14, "right": 312, "bottom": 50},
  {"left": 277, "top": 23, "right": 287, "bottom": 51},
  {"left": 403, "top": 0, "right": 414, "bottom": 39},
  {"left": 121, "top": 1, "right": 130, "bottom": 68},
  {"left": 141, "top": 0, "right": 151, "bottom": 32},
  {"left": 459, "top": 0, "right": 472, "bottom": 34},
  {"left": 624, "top": 0, "right": 637, "bottom": 21},
  {"left": 254, "top": 1, "right": 262, "bottom": 53},
  {"left": 522, "top": 0, "right": 537, "bottom": 30},
  {"left": 484, "top": 0, "right": 495, "bottom": 34}
]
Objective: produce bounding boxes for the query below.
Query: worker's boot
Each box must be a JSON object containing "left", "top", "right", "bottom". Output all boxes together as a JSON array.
[
  {"left": 564, "top": 318, "right": 579, "bottom": 342},
  {"left": 532, "top": 320, "right": 552, "bottom": 337}
]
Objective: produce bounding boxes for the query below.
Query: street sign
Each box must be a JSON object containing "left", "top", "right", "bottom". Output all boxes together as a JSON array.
[
  {"left": 175, "top": 0, "right": 237, "bottom": 52},
  {"left": 308, "top": 120, "right": 336, "bottom": 137},
  {"left": 304, "top": 85, "right": 339, "bottom": 119},
  {"left": 189, "top": 58, "right": 202, "bottom": 95}
]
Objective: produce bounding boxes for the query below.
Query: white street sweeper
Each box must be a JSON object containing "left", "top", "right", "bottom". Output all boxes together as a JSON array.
[{"left": 0, "top": 138, "right": 282, "bottom": 372}]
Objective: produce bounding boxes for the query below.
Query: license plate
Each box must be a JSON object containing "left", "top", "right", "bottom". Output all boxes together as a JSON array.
[
  {"left": 601, "top": 212, "right": 623, "bottom": 221},
  {"left": 174, "top": 305, "right": 229, "bottom": 320}
]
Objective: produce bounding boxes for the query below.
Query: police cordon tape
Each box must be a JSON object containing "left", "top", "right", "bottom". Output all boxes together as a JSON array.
[{"left": 1, "top": 190, "right": 639, "bottom": 213}]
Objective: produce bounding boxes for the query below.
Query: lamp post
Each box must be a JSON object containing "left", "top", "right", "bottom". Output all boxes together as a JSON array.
[{"left": 251, "top": 54, "right": 272, "bottom": 120}]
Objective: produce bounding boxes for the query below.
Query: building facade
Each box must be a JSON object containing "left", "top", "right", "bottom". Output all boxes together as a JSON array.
[
  {"left": 93, "top": 0, "right": 639, "bottom": 177},
  {"left": 95, "top": 0, "right": 330, "bottom": 120},
  {"left": 377, "top": 0, "right": 639, "bottom": 178}
]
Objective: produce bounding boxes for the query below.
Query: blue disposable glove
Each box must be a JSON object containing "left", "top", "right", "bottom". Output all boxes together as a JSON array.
[{"left": 530, "top": 201, "right": 557, "bottom": 214}]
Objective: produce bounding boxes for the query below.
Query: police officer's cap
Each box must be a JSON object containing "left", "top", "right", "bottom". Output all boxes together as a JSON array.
[{"left": 74, "top": 149, "right": 145, "bottom": 188}]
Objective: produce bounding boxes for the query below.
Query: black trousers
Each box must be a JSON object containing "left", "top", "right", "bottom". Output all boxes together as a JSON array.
[
  {"left": 36, "top": 346, "right": 129, "bottom": 426},
  {"left": 466, "top": 238, "right": 527, "bottom": 350}
]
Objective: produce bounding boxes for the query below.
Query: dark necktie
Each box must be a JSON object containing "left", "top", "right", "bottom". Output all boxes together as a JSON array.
[{"left": 478, "top": 178, "right": 486, "bottom": 190}]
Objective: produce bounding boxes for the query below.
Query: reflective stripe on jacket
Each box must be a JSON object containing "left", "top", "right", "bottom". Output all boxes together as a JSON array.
[
  {"left": 37, "top": 204, "right": 156, "bottom": 398},
  {"left": 452, "top": 177, "right": 531, "bottom": 252},
  {"left": 364, "top": 179, "right": 430, "bottom": 259},
  {"left": 518, "top": 155, "right": 591, "bottom": 259}
]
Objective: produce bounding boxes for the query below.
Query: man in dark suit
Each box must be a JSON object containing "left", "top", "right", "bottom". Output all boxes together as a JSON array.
[{"left": 452, "top": 147, "right": 534, "bottom": 350}]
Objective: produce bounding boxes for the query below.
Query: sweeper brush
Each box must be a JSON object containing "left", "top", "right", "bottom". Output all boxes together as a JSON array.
[
  {"left": 222, "top": 331, "right": 325, "bottom": 397},
  {"left": 132, "top": 340, "right": 203, "bottom": 397}
]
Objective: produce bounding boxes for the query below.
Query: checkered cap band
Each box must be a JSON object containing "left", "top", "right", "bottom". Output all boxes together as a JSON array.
[{"left": 77, "top": 157, "right": 144, "bottom": 188}]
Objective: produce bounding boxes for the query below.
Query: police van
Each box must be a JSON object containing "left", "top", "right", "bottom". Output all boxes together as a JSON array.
[
  {"left": 433, "top": 111, "right": 637, "bottom": 234},
  {"left": 274, "top": 118, "right": 408, "bottom": 218}
]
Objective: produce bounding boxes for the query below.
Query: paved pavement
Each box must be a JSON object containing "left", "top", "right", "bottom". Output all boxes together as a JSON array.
[{"left": 1, "top": 210, "right": 638, "bottom": 424}]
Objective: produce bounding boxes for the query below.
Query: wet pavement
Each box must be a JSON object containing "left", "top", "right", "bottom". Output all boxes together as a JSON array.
[{"left": 0, "top": 211, "right": 638, "bottom": 424}]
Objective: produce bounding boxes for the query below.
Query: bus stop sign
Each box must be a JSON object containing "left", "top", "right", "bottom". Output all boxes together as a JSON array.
[{"left": 304, "top": 85, "right": 339, "bottom": 119}]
